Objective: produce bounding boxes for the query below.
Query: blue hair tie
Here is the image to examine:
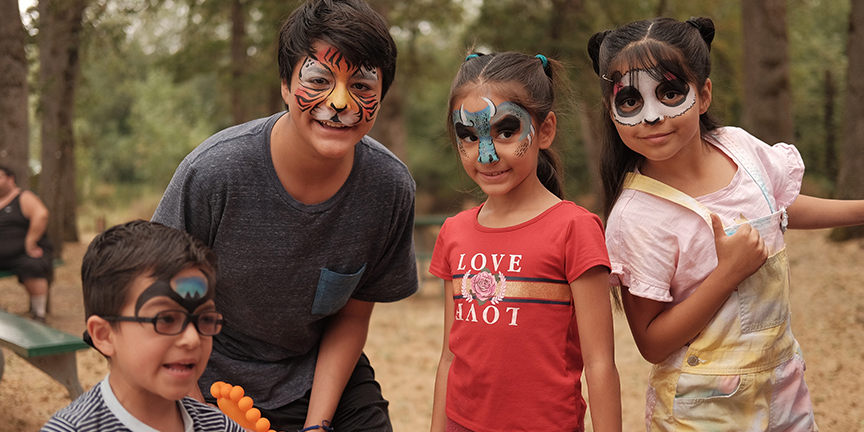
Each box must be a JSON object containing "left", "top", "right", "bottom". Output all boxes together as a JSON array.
[
  {"left": 465, "top": 54, "right": 479, "bottom": 61},
  {"left": 535, "top": 54, "right": 548, "bottom": 69}
]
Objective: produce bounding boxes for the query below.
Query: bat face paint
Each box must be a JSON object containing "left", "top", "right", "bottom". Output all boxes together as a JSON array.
[
  {"left": 134, "top": 275, "right": 211, "bottom": 316},
  {"left": 452, "top": 97, "right": 535, "bottom": 164},
  {"left": 611, "top": 69, "right": 696, "bottom": 126},
  {"left": 294, "top": 47, "right": 381, "bottom": 126}
]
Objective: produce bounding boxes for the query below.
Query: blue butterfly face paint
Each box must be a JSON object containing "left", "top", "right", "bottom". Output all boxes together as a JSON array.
[
  {"left": 452, "top": 97, "right": 535, "bottom": 164},
  {"left": 134, "top": 275, "right": 212, "bottom": 315}
]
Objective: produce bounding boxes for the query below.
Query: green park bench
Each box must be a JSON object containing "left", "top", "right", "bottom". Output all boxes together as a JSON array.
[
  {"left": 414, "top": 214, "right": 448, "bottom": 262},
  {"left": 414, "top": 215, "right": 449, "bottom": 287},
  {"left": 0, "top": 309, "right": 89, "bottom": 400}
]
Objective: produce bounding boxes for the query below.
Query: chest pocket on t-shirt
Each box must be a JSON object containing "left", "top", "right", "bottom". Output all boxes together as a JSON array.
[{"left": 311, "top": 264, "right": 367, "bottom": 316}]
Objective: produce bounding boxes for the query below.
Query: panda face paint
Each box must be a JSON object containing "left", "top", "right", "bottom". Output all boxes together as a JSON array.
[
  {"left": 611, "top": 69, "right": 696, "bottom": 127},
  {"left": 134, "top": 275, "right": 211, "bottom": 316},
  {"left": 452, "top": 97, "right": 535, "bottom": 164}
]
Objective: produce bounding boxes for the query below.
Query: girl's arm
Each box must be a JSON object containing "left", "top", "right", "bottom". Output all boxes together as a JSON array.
[
  {"left": 786, "top": 195, "right": 864, "bottom": 229},
  {"left": 572, "top": 266, "right": 622, "bottom": 432},
  {"left": 622, "top": 214, "right": 768, "bottom": 363},
  {"left": 430, "top": 280, "right": 456, "bottom": 432}
]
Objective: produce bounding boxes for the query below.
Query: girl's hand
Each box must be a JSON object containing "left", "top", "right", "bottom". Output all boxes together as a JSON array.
[
  {"left": 623, "top": 215, "right": 770, "bottom": 364},
  {"left": 710, "top": 213, "right": 767, "bottom": 287}
]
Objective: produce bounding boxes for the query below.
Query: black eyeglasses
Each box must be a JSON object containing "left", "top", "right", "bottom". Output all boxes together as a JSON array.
[{"left": 102, "top": 310, "right": 225, "bottom": 336}]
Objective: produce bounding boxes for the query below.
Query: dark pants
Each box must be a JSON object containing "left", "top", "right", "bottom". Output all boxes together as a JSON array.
[
  {"left": 249, "top": 353, "right": 392, "bottom": 432},
  {"left": 0, "top": 248, "right": 54, "bottom": 284}
]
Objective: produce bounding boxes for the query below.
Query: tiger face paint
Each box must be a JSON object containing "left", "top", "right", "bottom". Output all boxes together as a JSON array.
[
  {"left": 611, "top": 68, "right": 696, "bottom": 127},
  {"left": 293, "top": 46, "right": 381, "bottom": 127},
  {"left": 452, "top": 97, "right": 535, "bottom": 164}
]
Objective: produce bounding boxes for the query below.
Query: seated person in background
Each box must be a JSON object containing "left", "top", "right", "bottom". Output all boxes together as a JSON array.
[
  {"left": 0, "top": 165, "right": 53, "bottom": 322},
  {"left": 41, "top": 220, "right": 244, "bottom": 432}
]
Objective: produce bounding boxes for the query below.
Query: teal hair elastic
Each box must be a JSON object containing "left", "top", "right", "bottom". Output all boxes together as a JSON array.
[
  {"left": 535, "top": 54, "right": 548, "bottom": 69},
  {"left": 465, "top": 54, "right": 479, "bottom": 61}
]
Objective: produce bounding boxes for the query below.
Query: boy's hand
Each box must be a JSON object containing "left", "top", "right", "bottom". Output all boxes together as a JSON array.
[{"left": 710, "top": 213, "right": 768, "bottom": 288}]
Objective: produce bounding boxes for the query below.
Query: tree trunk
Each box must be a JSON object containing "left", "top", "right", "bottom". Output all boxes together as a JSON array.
[
  {"left": 38, "top": 0, "right": 87, "bottom": 254},
  {"left": 0, "top": 0, "right": 31, "bottom": 188},
  {"left": 549, "top": 0, "right": 582, "bottom": 46},
  {"left": 741, "top": 0, "right": 794, "bottom": 144},
  {"left": 369, "top": 77, "right": 408, "bottom": 164},
  {"left": 230, "top": 0, "right": 247, "bottom": 124},
  {"left": 823, "top": 70, "right": 837, "bottom": 182},
  {"left": 831, "top": 0, "right": 864, "bottom": 241},
  {"left": 655, "top": 0, "right": 669, "bottom": 17},
  {"left": 366, "top": 1, "right": 409, "bottom": 165}
]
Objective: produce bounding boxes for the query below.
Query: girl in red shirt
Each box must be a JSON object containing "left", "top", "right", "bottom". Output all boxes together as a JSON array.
[{"left": 429, "top": 52, "right": 622, "bottom": 432}]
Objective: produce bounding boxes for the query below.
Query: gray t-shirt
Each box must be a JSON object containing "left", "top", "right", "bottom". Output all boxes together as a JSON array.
[{"left": 152, "top": 112, "right": 418, "bottom": 408}]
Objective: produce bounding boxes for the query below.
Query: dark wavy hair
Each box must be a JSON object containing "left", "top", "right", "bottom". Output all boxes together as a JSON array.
[
  {"left": 278, "top": 0, "right": 398, "bottom": 98},
  {"left": 587, "top": 17, "right": 722, "bottom": 218},
  {"left": 82, "top": 220, "right": 217, "bottom": 321},
  {"left": 447, "top": 52, "right": 569, "bottom": 198}
]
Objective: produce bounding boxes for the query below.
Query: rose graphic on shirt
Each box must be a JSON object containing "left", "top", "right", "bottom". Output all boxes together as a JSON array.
[{"left": 461, "top": 269, "right": 507, "bottom": 305}]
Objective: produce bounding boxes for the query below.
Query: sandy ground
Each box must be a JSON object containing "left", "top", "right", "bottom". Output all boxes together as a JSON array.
[{"left": 1, "top": 227, "right": 863, "bottom": 431}]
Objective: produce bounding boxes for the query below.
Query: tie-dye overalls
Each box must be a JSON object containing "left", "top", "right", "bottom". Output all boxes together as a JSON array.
[{"left": 624, "top": 141, "right": 818, "bottom": 431}]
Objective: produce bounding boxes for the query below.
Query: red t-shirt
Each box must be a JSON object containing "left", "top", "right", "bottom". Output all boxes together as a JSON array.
[{"left": 429, "top": 201, "right": 610, "bottom": 432}]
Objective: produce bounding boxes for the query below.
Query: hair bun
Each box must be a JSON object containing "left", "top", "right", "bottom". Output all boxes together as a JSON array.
[
  {"left": 686, "top": 17, "right": 715, "bottom": 50},
  {"left": 587, "top": 30, "right": 610, "bottom": 76}
]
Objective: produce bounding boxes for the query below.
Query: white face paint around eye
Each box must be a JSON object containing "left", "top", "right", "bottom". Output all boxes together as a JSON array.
[{"left": 611, "top": 69, "right": 696, "bottom": 127}]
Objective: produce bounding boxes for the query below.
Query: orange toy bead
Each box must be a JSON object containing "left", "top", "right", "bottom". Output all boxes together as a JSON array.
[
  {"left": 229, "top": 385, "right": 245, "bottom": 401},
  {"left": 211, "top": 381, "right": 283, "bottom": 432},
  {"left": 255, "top": 417, "right": 271, "bottom": 432},
  {"left": 238, "top": 396, "right": 254, "bottom": 411},
  {"left": 210, "top": 381, "right": 226, "bottom": 398},
  {"left": 246, "top": 407, "right": 261, "bottom": 422}
]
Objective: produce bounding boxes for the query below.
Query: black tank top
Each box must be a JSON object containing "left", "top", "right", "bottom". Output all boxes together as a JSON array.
[{"left": 0, "top": 193, "right": 49, "bottom": 260}]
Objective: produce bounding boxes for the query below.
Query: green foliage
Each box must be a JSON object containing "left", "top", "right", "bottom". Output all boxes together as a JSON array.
[
  {"left": 65, "top": 0, "right": 856, "bottom": 216},
  {"left": 75, "top": 4, "right": 219, "bottom": 207},
  {"left": 787, "top": 0, "right": 850, "bottom": 184}
]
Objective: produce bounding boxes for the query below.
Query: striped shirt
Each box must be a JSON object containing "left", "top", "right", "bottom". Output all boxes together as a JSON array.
[{"left": 41, "top": 376, "right": 244, "bottom": 432}]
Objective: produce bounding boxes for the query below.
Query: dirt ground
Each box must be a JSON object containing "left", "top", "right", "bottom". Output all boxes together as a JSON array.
[{"left": 1, "top": 227, "right": 863, "bottom": 431}]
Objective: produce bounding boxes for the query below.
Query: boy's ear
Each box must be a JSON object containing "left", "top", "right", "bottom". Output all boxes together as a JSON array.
[
  {"left": 280, "top": 79, "right": 292, "bottom": 105},
  {"left": 698, "top": 78, "right": 713, "bottom": 114},
  {"left": 87, "top": 315, "right": 117, "bottom": 358},
  {"left": 537, "top": 111, "right": 557, "bottom": 150}
]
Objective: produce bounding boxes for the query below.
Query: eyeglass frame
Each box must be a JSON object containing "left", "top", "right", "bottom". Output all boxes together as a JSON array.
[{"left": 101, "top": 310, "right": 225, "bottom": 336}]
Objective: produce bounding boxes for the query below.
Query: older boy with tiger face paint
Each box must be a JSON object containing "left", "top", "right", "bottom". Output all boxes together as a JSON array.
[
  {"left": 153, "top": 1, "right": 416, "bottom": 431},
  {"left": 280, "top": 41, "right": 384, "bottom": 172}
]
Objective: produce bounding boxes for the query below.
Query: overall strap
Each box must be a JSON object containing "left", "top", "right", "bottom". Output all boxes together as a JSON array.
[
  {"left": 622, "top": 172, "right": 716, "bottom": 230},
  {"left": 713, "top": 134, "right": 776, "bottom": 213}
]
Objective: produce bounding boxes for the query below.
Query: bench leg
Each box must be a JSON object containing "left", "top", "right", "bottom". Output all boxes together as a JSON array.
[{"left": 24, "top": 352, "right": 84, "bottom": 400}]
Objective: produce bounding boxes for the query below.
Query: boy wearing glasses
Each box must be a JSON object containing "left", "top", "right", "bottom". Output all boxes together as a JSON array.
[{"left": 41, "top": 220, "right": 244, "bottom": 432}]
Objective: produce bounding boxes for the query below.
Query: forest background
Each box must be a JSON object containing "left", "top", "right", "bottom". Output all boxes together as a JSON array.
[
  {"left": 2, "top": 0, "right": 864, "bottom": 247},
  {"left": 2, "top": 0, "right": 864, "bottom": 431}
]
